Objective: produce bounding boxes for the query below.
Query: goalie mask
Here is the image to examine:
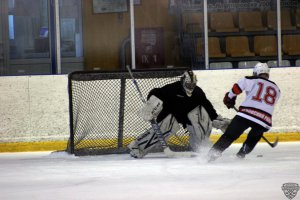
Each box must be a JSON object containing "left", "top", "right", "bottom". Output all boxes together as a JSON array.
[
  {"left": 181, "top": 70, "right": 197, "bottom": 97},
  {"left": 253, "top": 62, "right": 270, "bottom": 76}
]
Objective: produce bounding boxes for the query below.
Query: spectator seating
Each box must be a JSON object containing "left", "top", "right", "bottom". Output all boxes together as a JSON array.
[
  {"left": 225, "top": 36, "right": 255, "bottom": 57},
  {"left": 182, "top": 9, "right": 300, "bottom": 68},
  {"left": 238, "top": 11, "right": 267, "bottom": 32},
  {"left": 210, "top": 12, "right": 239, "bottom": 32},
  {"left": 196, "top": 38, "right": 203, "bottom": 56},
  {"left": 182, "top": 12, "right": 204, "bottom": 33},
  {"left": 283, "top": 35, "right": 300, "bottom": 56},
  {"left": 208, "top": 37, "right": 226, "bottom": 58},
  {"left": 267, "top": 9, "right": 296, "bottom": 30},
  {"left": 254, "top": 35, "right": 277, "bottom": 56},
  {"left": 196, "top": 37, "right": 226, "bottom": 58}
]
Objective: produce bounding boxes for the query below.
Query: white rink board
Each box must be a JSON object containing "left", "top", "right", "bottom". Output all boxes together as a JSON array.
[{"left": 0, "top": 67, "right": 299, "bottom": 142}]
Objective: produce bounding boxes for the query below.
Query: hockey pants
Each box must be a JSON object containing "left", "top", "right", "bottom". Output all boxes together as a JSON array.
[{"left": 211, "top": 115, "right": 268, "bottom": 155}]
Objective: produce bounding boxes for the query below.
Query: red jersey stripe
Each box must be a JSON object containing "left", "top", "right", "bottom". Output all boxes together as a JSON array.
[{"left": 232, "top": 83, "right": 242, "bottom": 95}]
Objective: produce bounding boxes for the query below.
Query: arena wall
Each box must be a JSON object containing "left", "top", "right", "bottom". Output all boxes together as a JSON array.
[{"left": 0, "top": 67, "right": 299, "bottom": 152}]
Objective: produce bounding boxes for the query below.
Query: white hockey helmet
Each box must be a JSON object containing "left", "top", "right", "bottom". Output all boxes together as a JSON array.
[
  {"left": 181, "top": 70, "right": 197, "bottom": 97},
  {"left": 253, "top": 62, "right": 270, "bottom": 76}
]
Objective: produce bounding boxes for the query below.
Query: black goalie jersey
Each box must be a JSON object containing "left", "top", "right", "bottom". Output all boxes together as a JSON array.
[{"left": 147, "top": 81, "right": 218, "bottom": 127}]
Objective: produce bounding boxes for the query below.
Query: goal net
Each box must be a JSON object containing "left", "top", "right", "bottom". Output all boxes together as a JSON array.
[{"left": 67, "top": 68, "right": 191, "bottom": 156}]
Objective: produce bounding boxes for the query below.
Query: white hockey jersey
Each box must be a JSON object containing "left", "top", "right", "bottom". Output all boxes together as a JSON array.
[{"left": 228, "top": 76, "right": 280, "bottom": 129}]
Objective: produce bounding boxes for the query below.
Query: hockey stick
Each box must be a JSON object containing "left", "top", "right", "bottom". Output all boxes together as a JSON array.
[
  {"left": 126, "top": 66, "right": 193, "bottom": 157},
  {"left": 233, "top": 106, "right": 278, "bottom": 148}
]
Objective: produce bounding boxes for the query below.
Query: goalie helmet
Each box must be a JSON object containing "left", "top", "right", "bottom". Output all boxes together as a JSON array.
[
  {"left": 253, "top": 62, "right": 270, "bottom": 76},
  {"left": 181, "top": 70, "right": 197, "bottom": 97}
]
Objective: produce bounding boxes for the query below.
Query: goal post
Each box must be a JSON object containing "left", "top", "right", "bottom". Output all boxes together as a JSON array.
[{"left": 67, "top": 68, "right": 191, "bottom": 156}]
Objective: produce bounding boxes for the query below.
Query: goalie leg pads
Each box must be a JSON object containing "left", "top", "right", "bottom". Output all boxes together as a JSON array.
[
  {"left": 128, "top": 114, "right": 180, "bottom": 158},
  {"left": 187, "top": 106, "right": 212, "bottom": 152}
]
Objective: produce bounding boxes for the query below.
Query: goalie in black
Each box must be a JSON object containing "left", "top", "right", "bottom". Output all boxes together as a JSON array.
[{"left": 128, "top": 70, "right": 231, "bottom": 158}]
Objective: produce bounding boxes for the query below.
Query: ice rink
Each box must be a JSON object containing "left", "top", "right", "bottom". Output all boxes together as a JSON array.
[{"left": 0, "top": 142, "right": 299, "bottom": 200}]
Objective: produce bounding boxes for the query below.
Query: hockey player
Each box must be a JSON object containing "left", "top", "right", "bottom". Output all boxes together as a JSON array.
[
  {"left": 128, "top": 70, "right": 231, "bottom": 158},
  {"left": 207, "top": 62, "right": 280, "bottom": 161}
]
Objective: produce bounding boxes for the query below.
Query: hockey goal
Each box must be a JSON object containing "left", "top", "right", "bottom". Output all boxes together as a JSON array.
[{"left": 67, "top": 68, "right": 191, "bottom": 156}]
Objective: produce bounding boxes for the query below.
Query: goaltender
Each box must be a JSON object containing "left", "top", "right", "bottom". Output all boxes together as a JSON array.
[{"left": 128, "top": 70, "right": 230, "bottom": 158}]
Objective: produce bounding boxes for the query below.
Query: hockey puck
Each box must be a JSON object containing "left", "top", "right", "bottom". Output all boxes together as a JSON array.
[{"left": 257, "top": 154, "right": 263, "bottom": 157}]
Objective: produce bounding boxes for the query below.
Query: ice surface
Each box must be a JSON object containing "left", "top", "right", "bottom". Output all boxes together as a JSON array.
[{"left": 0, "top": 142, "right": 299, "bottom": 200}]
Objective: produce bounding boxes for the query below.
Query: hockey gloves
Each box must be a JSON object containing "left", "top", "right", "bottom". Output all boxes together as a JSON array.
[
  {"left": 138, "top": 95, "right": 163, "bottom": 121},
  {"left": 212, "top": 115, "right": 231, "bottom": 133},
  {"left": 223, "top": 92, "right": 236, "bottom": 109}
]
